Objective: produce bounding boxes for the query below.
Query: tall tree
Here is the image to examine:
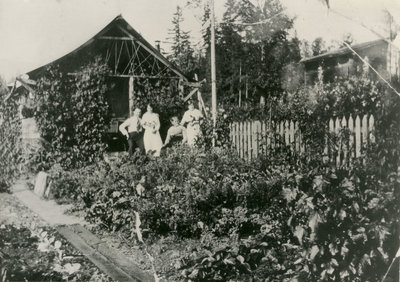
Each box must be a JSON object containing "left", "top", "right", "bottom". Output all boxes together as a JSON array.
[
  {"left": 168, "top": 6, "right": 196, "bottom": 76},
  {"left": 223, "top": 0, "right": 301, "bottom": 104}
]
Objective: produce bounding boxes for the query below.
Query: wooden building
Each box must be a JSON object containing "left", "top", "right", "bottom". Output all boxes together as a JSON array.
[
  {"left": 13, "top": 15, "right": 201, "bottom": 151},
  {"left": 25, "top": 15, "right": 190, "bottom": 118},
  {"left": 301, "top": 39, "right": 400, "bottom": 85}
]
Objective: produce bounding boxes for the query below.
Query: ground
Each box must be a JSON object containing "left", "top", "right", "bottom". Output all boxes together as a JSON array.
[
  {"left": 0, "top": 192, "right": 113, "bottom": 281},
  {"left": 0, "top": 187, "right": 189, "bottom": 281}
]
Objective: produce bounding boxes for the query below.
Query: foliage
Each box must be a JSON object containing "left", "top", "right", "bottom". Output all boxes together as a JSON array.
[
  {"left": 0, "top": 224, "right": 112, "bottom": 281},
  {"left": 198, "top": 109, "right": 231, "bottom": 148},
  {"left": 168, "top": 6, "right": 197, "bottom": 77},
  {"left": 45, "top": 74, "right": 399, "bottom": 281},
  {"left": 34, "top": 57, "right": 111, "bottom": 169},
  {"left": 131, "top": 77, "right": 185, "bottom": 138},
  {"left": 0, "top": 78, "right": 22, "bottom": 192},
  {"left": 47, "top": 138, "right": 400, "bottom": 281},
  {"left": 219, "top": 0, "right": 300, "bottom": 105},
  {"left": 185, "top": 0, "right": 301, "bottom": 106}
]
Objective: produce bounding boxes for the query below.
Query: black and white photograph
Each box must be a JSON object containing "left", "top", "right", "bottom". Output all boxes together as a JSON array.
[{"left": 1, "top": 0, "right": 400, "bottom": 281}]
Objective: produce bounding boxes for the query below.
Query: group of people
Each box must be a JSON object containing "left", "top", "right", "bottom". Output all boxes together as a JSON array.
[{"left": 119, "top": 100, "right": 203, "bottom": 157}]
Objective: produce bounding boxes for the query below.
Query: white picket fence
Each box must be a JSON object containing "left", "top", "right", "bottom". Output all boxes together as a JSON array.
[{"left": 230, "top": 114, "right": 375, "bottom": 165}]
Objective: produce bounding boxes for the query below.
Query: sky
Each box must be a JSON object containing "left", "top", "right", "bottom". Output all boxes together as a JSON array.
[{"left": 0, "top": 0, "right": 399, "bottom": 82}]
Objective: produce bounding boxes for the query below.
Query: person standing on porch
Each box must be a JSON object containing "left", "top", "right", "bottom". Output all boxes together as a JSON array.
[
  {"left": 119, "top": 108, "right": 144, "bottom": 156},
  {"left": 181, "top": 100, "right": 203, "bottom": 146},
  {"left": 141, "top": 103, "right": 163, "bottom": 157}
]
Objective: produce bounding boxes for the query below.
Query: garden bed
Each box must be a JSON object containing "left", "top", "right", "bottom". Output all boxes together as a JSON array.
[
  {"left": 45, "top": 145, "right": 400, "bottom": 281},
  {"left": 0, "top": 193, "right": 112, "bottom": 282}
]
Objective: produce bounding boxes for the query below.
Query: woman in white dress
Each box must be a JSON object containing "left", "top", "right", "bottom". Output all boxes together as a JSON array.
[
  {"left": 181, "top": 100, "right": 203, "bottom": 146},
  {"left": 141, "top": 104, "right": 163, "bottom": 156}
]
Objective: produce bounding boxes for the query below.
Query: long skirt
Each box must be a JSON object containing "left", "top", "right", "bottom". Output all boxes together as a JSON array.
[
  {"left": 143, "top": 130, "right": 163, "bottom": 156},
  {"left": 187, "top": 124, "right": 202, "bottom": 146}
]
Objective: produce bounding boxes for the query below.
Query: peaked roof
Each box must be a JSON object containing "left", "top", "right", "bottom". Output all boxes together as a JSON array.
[
  {"left": 27, "top": 15, "right": 189, "bottom": 80},
  {"left": 300, "top": 38, "right": 389, "bottom": 64}
]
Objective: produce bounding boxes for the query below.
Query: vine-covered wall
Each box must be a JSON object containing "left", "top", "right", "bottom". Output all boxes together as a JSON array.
[
  {"left": 0, "top": 80, "right": 23, "bottom": 191},
  {"left": 33, "top": 57, "right": 112, "bottom": 169}
]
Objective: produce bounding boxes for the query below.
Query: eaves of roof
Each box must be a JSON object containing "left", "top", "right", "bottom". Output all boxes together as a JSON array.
[
  {"left": 300, "top": 38, "right": 388, "bottom": 64},
  {"left": 26, "top": 15, "right": 190, "bottom": 81}
]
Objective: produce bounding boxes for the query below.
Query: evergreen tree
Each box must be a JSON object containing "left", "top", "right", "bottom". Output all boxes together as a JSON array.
[{"left": 168, "top": 6, "right": 196, "bottom": 76}]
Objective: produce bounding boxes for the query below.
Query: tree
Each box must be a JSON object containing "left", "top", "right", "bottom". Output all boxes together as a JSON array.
[
  {"left": 168, "top": 6, "right": 196, "bottom": 76},
  {"left": 220, "top": 0, "right": 301, "bottom": 104},
  {"left": 183, "top": 0, "right": 302, "bottom": 107}
]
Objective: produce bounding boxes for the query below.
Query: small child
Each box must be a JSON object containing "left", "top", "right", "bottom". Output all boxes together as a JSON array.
[{"left": 163, "top": 116, "right": 187, "bottom": 148}]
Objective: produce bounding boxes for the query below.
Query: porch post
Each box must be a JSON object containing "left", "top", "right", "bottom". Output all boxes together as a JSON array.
[{"left": 129, "top": 76, "right": 134, "bottom": 116}]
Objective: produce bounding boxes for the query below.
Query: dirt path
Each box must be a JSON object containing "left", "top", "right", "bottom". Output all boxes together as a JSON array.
[
  {"left": 1, "top": 180, "right": 154, "bottom": 282},
  {"left": 0, "top": 192, "right": 47, "bottom": 228}
]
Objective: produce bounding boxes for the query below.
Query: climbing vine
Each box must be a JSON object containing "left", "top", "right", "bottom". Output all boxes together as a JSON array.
[
  {"left": 34, "top": 57, "right": 112, "bottom": 169},
  {"left": 0, "top": 79, "right": 22, "bottom": 191}
]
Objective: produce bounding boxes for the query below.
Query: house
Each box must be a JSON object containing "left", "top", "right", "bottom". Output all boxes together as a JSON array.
[
  {"left": 12, "top": 15, "right": 198, "bottom": 151},
  {"left": 24, "top": 15, "right": 189, "bottom": 118},
  {"left": 301, "top": 38, "right": 400, "bottom": 85}
]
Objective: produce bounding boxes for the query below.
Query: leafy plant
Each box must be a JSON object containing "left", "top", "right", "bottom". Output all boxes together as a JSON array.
[
  {"left": 0, "top": 78, "right": 22, "bottom": 192},
  {"left": 0, "top": 224, "right": 112, "bottom": 281},
  {"left": 34, "top": 57, "right": 112, "bottom": 169}
]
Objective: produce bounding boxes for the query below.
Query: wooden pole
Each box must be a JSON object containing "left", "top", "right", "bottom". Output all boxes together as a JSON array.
[
  {"left": 129, "top": 76, "right": 134, "bottom": 116},
  {"left": 210, "top": 0, "right": 217, "bottom": 144}
]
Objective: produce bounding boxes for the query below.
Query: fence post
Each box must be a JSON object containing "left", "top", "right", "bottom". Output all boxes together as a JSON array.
[
  {"left": 239, "top": 122, "right": 243, "bottom": 159},
  {"left": 289, "top": 120, "right": 295, "bottom": 152},
  {"left": 294, "top": 121, "right": 300, "bottom": 153},
  {"left": 335, "top": 117, "right": 341, "bottom": 166},
  {"left": 243, "top": 121, "right": 248, "bottom": 161},
  {"left": 262, "top": 121, "right": 267, "bottom": 155},
  {"left": 247, "top": 121, "right": 252, "bottom": 161},
  {"left": 348, "top": 115, "right": 354, "bottom": 161},
  {"left": 285, "top": 120, "right": 290, "bottom": 146},
  {"left": 369, "top": 115, "right": 375, "bottom": 144},
  {"left": 355, "top": 115, "right": 361, "bottom": 158},
  {"left": 362, "top": 115, "right": 368, "bottom": 150},
  {"left": 342, "top": 116, "right": 348, "bottom": 167},
  {"left": 254, "top": 121, "right": 261, "bottom": 159}
]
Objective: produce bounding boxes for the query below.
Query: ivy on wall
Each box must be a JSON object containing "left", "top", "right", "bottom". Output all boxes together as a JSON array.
[
  {"left": 0, "top": 79, "right": 22, "bottom": 191},
  {"left": 34, "top": 57, "right": 112, "bottom": 169}
]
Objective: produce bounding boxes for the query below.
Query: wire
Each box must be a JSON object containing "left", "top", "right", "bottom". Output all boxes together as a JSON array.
[
  {"left": 229, "top": 10, "right": 286, "bottom": 26},
  {"left": 342, "top": 41, "right": 400, "bottom": 97},
  {"left": 329, "top": 8, "right": 398, "bottom": 51}
]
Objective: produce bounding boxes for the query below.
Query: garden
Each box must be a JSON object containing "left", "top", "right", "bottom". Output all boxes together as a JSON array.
[
  {"left": 1, "top": 55, "right": 400, "bottom": 281},
  {"left": 0, "top": 193, "right": 112, "bottom": 282}
]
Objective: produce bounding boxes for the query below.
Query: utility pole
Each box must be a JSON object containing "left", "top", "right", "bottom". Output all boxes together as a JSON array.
[{"left": 210, "top": 0, "right": 217, "bottom": 134}]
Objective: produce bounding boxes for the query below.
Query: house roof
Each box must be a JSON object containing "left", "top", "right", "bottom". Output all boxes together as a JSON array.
[
  {"left": 26, "top": 15, "right": 189, "bottom": 81},
  {"left": 300, "top": 38, "right": 388, "bottom": 64}
]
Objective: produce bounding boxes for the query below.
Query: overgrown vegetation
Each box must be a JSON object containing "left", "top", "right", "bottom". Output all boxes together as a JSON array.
[
  {"left": 0, "top": 224, "right": 112, "bottom": 281},
  {"left": 0, "top": 78, "right": 22, "bottom": 192},
  {"left": 34, "top": 57, "right": 111, "bottom": 169},
  {"left": 42, "top": 72, "right": 400, "bottom": 281}
]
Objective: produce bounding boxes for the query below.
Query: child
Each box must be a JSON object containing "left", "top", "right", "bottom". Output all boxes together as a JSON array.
[{"left": 163, "top": 116, "right": 187, "bottom": 148}]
